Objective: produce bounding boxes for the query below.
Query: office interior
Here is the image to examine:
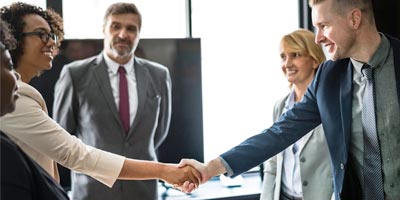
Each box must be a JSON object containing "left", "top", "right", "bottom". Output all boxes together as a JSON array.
[{"left": 0, "top": 0, "right": 399, "bottom": 199}]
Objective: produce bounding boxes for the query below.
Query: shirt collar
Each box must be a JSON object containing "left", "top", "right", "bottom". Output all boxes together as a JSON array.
[
  {"left": 283, "top": 89, "right": 296, "bottom": 112},
  {"left": 351, "top": 33, "right": 391, "bottom": 74},
  {"left": 369, "top": 33, "right": 391, "bottom": 68},
  {"left": 103, "top": 52, "right": 135, "bottom": 75}
]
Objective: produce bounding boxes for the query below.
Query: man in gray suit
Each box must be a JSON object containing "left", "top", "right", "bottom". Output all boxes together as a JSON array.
[{"left": 53, "top": 3, "right": 171, "bottom": 200}]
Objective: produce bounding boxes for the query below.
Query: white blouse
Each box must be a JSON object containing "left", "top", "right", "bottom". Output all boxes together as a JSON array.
[{"left": 0, "top": 80, "right": 125, "bottom": 187}]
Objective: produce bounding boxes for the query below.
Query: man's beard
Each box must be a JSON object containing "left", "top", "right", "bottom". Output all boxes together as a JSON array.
[{"left": 111, "top": 46, "right": 134, "bottom": 58}]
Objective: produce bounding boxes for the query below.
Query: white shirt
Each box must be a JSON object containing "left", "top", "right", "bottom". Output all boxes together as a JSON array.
[
  {"left": 280, "top": 90, "right": 306, "bottom": 198},
  {"left": 0, "top": 80, "right": 125, "bottom": 187},
  {"left": 103, "top": 54, "right": 138, "bottom": 126}
]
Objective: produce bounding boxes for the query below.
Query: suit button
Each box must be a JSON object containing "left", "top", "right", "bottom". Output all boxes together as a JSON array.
[
  {"left": 302, "top": 181, "right": 308, "bottom": 186},
  {"left": 125, "top": 142, "right": 130, "bottom": 147},
  {"left": 300, "top": 157, "right": 306, "bottom": 162},
  {"left": 340, "top": 163, "right": 345, "bottom": 170}
]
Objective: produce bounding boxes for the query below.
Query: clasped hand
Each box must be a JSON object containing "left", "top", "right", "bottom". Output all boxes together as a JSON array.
[
  {"left": 163, "top": 158, "right": 216, "bottom": 193},
  {"left": 173, "top": 159, "right": 213, "bottom": 193},
  {"left": 160, "top": 163, "right": 200, "bottom": 193}
]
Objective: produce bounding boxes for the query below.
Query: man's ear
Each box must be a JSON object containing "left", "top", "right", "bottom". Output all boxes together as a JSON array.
[{"left": 349, "top": 8, "right": 362, "bottom": 29}]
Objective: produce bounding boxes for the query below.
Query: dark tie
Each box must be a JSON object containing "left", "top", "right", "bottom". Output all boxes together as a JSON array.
[
  {"left": 118, "top": 66, "right": 130, "bottom": 134},
  {"left": 361, "top": 64, "right": 384, "bottom": 200}
]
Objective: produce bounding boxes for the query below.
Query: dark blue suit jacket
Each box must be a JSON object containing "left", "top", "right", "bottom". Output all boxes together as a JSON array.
[
  {"left": 220, "top": 35, "right": 400, "bottom": 200},
  {"left": 0, "top": 132, "right": 69, "bottom": 200}
]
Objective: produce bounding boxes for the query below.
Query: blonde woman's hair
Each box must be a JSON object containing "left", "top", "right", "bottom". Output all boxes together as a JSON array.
[
  {"left": 280, "top": 29, "right": 326, "bottom": 88},
  {"left": 280, "top": 29, "right": 326, "bottom": 65}
]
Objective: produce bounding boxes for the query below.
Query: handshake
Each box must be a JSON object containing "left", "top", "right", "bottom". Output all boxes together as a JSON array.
[{"left": 159, "top": 157, "right": 227, "bottom": 193}]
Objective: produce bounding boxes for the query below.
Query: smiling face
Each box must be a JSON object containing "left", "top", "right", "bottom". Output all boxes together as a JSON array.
[
  {"left": 17, "top": 14, "right": 57, "bottom": 74},
  {"left": 0, "top": 47, "right": 19, "bottom": 116},
  {"left": 278, "top": 29, "right": 324, "bottom": 89},
  {"left": 280, "top": 48, "right": 318, "bottom": 87},
  {"left": 311, "top": 0, "right": 357, "bottom": 60},
  {"left": 103, "top": 13, "right": 140, "bottom": 64}
]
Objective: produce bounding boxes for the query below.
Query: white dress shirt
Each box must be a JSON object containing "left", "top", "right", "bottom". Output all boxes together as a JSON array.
[
  {"left": 0, "top": 80, "right": 125, "bottom": 187},
  {"left": 281, "top": 90, "right": 306, "bottom": 198},
  {"left": 103, "top": 54, "right": 138, "bottom": 126}
]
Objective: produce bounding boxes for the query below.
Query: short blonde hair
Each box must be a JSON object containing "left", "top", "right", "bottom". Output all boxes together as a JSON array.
[{"left": 309, "top": 0, "right": 374, "bottom": 22}]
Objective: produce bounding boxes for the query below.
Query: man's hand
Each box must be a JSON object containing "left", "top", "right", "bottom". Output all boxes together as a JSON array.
[
  {"left": 177, "top": 158, "right": 227, "bottom": 193},
  {"left": 160, "top": 164, "right": 200, "bottom": 193},
  {"left": 178, "top": 159, "right": 211, "bottom": 184}
]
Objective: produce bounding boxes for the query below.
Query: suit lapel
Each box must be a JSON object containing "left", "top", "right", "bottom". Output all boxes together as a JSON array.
[
  {"left": 387, "top": 35, "right": 400, "bottom": 103},
  {"left": 92, "top": 54, "right": 121, "bottom": 129},
  {"left": 126, "top": 58, "right": 149, "bottom": 137},
  {"left": 339, "top": 62, "right": 353, "bottom": 151},
  {"left": 298, "top": 130, "right": 313, "bottom": 154},
  {"left": 276, "top": 153, "right": 283, "bottom": 198}
]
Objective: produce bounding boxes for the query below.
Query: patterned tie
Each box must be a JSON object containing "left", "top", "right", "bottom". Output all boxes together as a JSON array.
[
  {"left": 361, "top": 64, "right": 384, "bottom": 200},
  {"left": 118, "top": 66, "right": 130, "bottom": 134}
]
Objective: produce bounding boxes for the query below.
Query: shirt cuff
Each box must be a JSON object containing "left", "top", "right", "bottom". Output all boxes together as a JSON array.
[
  {"left": 218, "top": 156, "right": 234, "bottom": 177},
  {"left": 88, "top": 150, "right": 125, "bottom": 188}
]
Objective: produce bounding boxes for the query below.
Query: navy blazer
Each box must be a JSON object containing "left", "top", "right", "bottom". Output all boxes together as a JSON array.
[
  {"left": 0, "top": 132, "right": 69, "bottom": 200},
  {"left": 220, "top": 35, "right": 400, "bottom": 200}
]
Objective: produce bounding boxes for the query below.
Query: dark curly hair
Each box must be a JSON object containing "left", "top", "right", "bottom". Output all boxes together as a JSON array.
[
  {"left": 0, "top": 18, "right": 16, "bottom": 51},
  {"left": 0, "top": 2, "right": 64, "bottom": 67}
]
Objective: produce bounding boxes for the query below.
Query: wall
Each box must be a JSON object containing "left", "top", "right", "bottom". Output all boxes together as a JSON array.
[{"left": 372, "top": 0, "right": 400, "bottom": 38}]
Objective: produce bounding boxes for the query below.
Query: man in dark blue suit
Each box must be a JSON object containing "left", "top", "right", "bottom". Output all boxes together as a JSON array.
[{"left": 179, "top": 0, "right": 400, "bottom": 199}]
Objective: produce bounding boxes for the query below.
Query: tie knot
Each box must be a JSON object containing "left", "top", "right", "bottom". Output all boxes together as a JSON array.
[
  {"left": 361, "top": 64, "right": 373, "bottom": 80},
  {"left": 118, "top": 66, "right": 126, "bottom": 74}
]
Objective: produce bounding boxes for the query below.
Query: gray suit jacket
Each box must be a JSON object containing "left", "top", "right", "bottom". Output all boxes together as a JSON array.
[
  {"left": 53, "top": 53, "right": 172, "bottom": 200},
  {"left": 260, "top": 94, "right": 333, "bottom": 200}
]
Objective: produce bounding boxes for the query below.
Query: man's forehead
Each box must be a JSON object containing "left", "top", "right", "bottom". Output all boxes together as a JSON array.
[
  {"left": 107, "top": 14, "right": 139, "bottom": 25},
  {"left": 310, "top": 5, "right": 331, "bottom": 25}
]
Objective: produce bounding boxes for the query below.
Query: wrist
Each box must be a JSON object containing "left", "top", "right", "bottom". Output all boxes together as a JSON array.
[
  {"left": 205, "top": 158, "right": 227, "bottom": 178},
  {"left": 158, "top": 163, "right": 169, "bottom": 181}
]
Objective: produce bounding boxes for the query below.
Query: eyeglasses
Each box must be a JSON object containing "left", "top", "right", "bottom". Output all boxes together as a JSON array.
[{"left": 21, "top": 31, "right": 58, "bottom": 45}]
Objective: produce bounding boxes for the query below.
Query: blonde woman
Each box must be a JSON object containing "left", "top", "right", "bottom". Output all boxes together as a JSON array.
[{"left": 260, "top": 29, "right": 333, "bottom": 200}]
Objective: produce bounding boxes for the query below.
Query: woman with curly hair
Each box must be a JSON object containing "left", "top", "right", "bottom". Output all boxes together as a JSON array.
[
  {"left": 0, "top": 2, "right": 199, "bottom": 193},
  {"left": 0, "top": 2, "right": 63, "bottom": 71},
  {"left": 0, "top": 18, "right": 69, "bottom": 200}
]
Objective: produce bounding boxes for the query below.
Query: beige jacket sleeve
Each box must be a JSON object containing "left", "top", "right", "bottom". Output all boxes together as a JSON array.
[{"left": 0, "top": 81, "right": 125, "bottom": 187}]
